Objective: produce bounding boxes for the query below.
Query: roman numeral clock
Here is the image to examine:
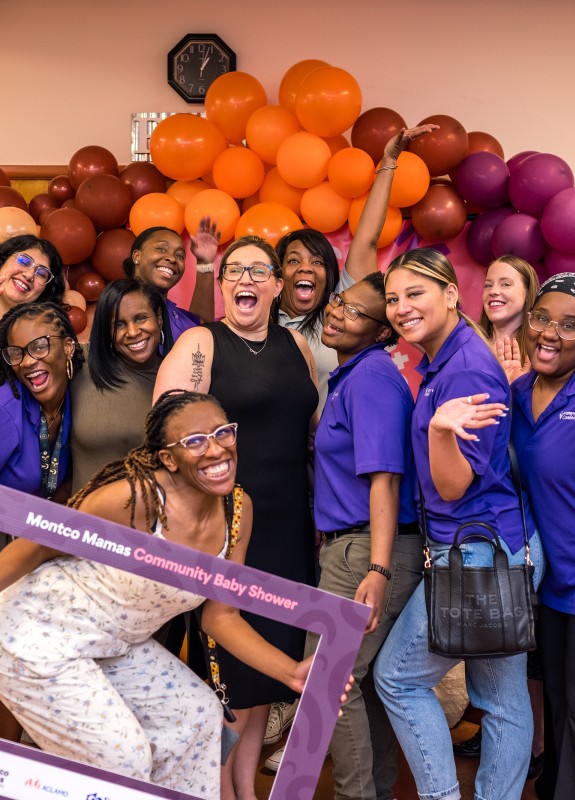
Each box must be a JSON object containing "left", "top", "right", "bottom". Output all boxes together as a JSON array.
[{"left": 167, "top": 34, "right": 236, "bottom": 103}]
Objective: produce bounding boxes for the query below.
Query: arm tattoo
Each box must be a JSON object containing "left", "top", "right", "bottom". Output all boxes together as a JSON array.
[{"left": 191, "top": 343, "right": 206, "bottom": 390}]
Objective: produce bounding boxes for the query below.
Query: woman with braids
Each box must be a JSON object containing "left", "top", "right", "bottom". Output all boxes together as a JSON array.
[
  {"left": 0, "top": 234, "right": 65, "bottom": 320},
  {"left": 0, "top": 300, "right": 84, "bottom": 741},
  {"left": 0, "top": 389, "right": 321, "bottom": 799}
]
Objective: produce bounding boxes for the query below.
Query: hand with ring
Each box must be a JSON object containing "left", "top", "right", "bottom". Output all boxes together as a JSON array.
[{"left": 430, "top": 393, "right": 508, "bottom": 441}]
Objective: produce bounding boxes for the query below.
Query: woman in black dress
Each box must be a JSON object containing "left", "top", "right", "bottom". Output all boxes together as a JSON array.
[{"left": 154, "top": 235, "right": 317, "bottom": 799}]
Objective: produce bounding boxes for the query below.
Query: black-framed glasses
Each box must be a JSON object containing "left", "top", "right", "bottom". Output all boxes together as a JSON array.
[
  {"left": 15, "top": 253, "right": 54, "bottom": 285},
  {"left": 328, "top": 292, "right": 387, "bottom": 324},
  {"left": 527, "top": 311, "right": 575, "bottom": 341},
  {"left": 221, "top": 262, "right": 274, "bottom": 282},
  {"left": 165, "top": 422, "right": 238, "bottom": 456},
  {"left": 2, "top": 335, "right": 65, "bottom": 366}
]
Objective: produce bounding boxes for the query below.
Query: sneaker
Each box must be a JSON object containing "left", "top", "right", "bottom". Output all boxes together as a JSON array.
[
  {"left": 263, "top": 700, "right": 298, "bottom": 746},
  {"left": 453, "top": 728, "right": 481, "bottom": 758},
  {"left": 264, "top": 745, "right": 284, "bottom": 772}
]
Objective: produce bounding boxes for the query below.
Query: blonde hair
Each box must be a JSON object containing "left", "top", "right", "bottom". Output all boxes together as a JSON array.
[
  {"left": 384, "top": 247, "right": 488, "bottom": 343},
  {"left": 479, "top": 255, "right": 540, "bottom": 365}
]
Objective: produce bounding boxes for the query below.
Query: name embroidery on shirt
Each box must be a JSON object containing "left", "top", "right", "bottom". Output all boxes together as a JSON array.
[{"left": 424, "top": 387, "right": 434, "bottom": 396}]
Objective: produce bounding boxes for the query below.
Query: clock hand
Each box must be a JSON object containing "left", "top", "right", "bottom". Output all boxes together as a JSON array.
[{"left": 200, "top": 55, "right": 210, "bottom": 75}]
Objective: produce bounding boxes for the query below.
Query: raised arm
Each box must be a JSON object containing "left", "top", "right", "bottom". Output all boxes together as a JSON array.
[
  {"left": 153, "top": 325, "right": 214, "bottom": 401},
  {"left": 188, "top": 216, "right": 221, "bottom": 323},
  {"left": 345, "top": 124, "right": 439, "bottom": 282}
]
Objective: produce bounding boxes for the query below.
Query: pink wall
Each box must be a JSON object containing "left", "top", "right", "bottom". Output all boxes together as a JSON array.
[{"left": 1, "top": 0, "right": 573, "bottom": 168}]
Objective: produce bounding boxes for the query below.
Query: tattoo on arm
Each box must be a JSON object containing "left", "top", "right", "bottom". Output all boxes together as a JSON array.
[{"left": 191, "top": 344, "right": 206, "bottom": 390}]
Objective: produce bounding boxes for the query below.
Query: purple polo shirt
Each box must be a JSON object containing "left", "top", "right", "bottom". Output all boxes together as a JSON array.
[
  {"left": 413, "top": 318, "right": 534, "bottom": 553},
  {"left": 314, "top": 343, "right": 417, "bottom": 532},
  {"left": 512, "top": 370, "right": 575, "bottom": 613},
  {"left": 0, "top": 382, "right": 72, "bottom": 497},
  {"left": 165, "top": 299, "right": 199, "bottom": 341}
]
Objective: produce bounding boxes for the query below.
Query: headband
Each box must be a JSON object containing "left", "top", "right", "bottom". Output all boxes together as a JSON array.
[{"left": 537, "top": 272, "right": 575, "bottom": 299}]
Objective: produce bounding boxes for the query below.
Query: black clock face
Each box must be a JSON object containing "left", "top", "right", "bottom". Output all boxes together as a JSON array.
[{"left": 167, "top": 34, "right": 236, "bottom": 104}]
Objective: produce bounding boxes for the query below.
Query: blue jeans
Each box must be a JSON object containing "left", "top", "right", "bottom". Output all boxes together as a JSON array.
[{"left": 373, "top": 531, "right": 545, "bottom": 800}]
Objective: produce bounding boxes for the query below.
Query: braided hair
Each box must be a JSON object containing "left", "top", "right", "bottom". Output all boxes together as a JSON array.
[
  {"left": 0, "top": 301, "right": 85, "bottom": 398},
  {"left": 68, "top": 389, "right": 226, "bottom": 533}
]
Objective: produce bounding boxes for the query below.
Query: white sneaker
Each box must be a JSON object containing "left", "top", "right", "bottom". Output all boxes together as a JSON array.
[
  {"left": 264, "top": 745, "right": 284, "bottom": 772},
  {"left": 263, "top": 700, "right": 298, "bottom": 746}
]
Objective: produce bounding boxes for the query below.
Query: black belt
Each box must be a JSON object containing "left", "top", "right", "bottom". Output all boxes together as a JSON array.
[{"left": 322, "top": 521, "right": 420, "bottom": 540}]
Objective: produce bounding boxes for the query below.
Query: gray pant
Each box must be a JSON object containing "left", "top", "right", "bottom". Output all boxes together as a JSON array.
[{"left": 305, "top": 532, "right": 424, "bottom": 800}]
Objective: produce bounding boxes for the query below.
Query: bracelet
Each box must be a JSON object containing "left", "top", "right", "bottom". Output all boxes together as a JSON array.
[
  {"left": 368, "top": 563, "right": 392, "bottom": 580},
  {"left": 375, "top": 164, "right": 398, "bottom": 173},
  {"left": 196, "top": 262, "right": 214, "bottom": 274}
]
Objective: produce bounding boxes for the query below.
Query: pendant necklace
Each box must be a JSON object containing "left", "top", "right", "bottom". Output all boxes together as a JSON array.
[
  {"left": 236, "top": 334, "right": 268, "bottom": 355},
  {"left": 42, "top": 397, "right": 65, "bottom": 431}
]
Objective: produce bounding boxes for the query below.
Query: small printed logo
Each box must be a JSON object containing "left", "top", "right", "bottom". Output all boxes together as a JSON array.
[
  {"left": 559, "top": 411, "right": 575, "bottom": 420},
  {"left": 424, "top": 387, "right": 434, "bottom": 397},
  {"left": 25, "top": 778, "right": 69, "bottom": 796},
  {"left": 86, "top": 793, "right": 111, "bottom": 800}
]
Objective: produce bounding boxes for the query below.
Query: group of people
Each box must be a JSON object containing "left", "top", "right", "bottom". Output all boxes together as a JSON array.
[{"left": 0, "top": 123, "right": 572, "bottom": 800}]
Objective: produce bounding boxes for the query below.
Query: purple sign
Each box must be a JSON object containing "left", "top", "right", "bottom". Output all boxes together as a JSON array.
[{"left": 0, "top": 485, "right": 369, "bottom": 800}]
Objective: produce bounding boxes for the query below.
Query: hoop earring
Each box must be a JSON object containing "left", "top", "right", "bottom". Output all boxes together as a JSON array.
[
  {"left": 66, "top": 358, "right": 74, "bottom": 381},
  {"left": 160, "top": 329, "right": 165, "bottom": 346}
]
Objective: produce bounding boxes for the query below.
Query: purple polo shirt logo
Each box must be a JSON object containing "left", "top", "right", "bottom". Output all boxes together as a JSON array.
[
  {"left": 424, "top": 387, "right": 434, "bottom": 396},
  {"left": 559, "top": 411, "right": 575, "bottom": 420}
]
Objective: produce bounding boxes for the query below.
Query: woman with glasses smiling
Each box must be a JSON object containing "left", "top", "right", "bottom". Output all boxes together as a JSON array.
[
  {"left": 154, "top": 235, "right": 318, "bottom": 800},
  {"left": 0, "top": 235, "right": 65, "bottom": 320}
]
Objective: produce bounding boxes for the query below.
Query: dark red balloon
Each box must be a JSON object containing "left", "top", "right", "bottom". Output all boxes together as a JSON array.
[
  {"left": 75, "top": 174, "right": 132, "bottom": 231},
  {"left": 29, "top": 193, "right": 61, "bottom": 224},
  {"left": 62, "top": 199, "right": 79, "bottom": 210},
  {"left": 0, "top": 186, "right": 28, "bottom": 211},
  {"left": 91, "top": 228, "right": 136, "bottom": 281},
  {"left": 120, "top": 162, "right": 167, "bottom": 202},
  {"left": 40, "top": 208, "right": 97, "bottom": 264},
  {"left": 0, "top": 169, "right": 10, "bottom": 187},
  {"left": 76, "top": 271, "right": 107, "bottom": 302},
  {"left": 66, "top": 305, "right": 88, "bottom": 335},
  {"left": 467, "top": 131, "right": 504, "bottom": 159},
  {"left": 65, "top": 260, "right": 93, "bottom": 290},
  {"left": 411, "top": 183, "right": 467, "bottom": 243},
  {"left": 39, "top": 207, "right": 59, "bottom": 226},
  {"left": 68, "top": 145, "right": 119, "bottom": 191},
  {"left": 351, "top": 107, "right": 407, "bottom": 163},
  {"left": 409, "top": 115, "right": 469, "bottom": 177},
  {"left": 48, "top": 175, "right": 75, "bottom": 203}
]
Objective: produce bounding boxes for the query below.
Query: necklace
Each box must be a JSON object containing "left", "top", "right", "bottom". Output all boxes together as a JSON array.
[
  {"left": 42, "top": 397, "right": 65, "bottom": 431},
  {"left": 236, "top": 334, "right": 268, "bottom": 355}
]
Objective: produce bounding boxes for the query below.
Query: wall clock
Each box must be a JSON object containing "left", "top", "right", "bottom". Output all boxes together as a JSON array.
[{"left": 167, "top": 34, "right": 236, "bottom": 104}]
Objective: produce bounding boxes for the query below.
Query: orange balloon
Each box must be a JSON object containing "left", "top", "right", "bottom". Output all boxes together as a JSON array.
[
  {"left": 205, "top": 72, "right": 267, "bottom": 144},
  {"left": 300, "top": 182, "right": 351, "bottom": 233},
  {"left": 235, "top": 202, "right": 302, "bottom": 247},
  {"left": 166, "top": 179, "right": 207, "bottom": 208},
  {"left": 348, "top": 196, "right": 402, "bottom": 248},
  {"left": 279, "top": 60, "right": 330, "bottom": 111},
  {"left": 150, "top": 114, "right": 226, "bottom": 180},
  {"left": 184, "top": 189, "right": 240, "bottom": 244},
  {"left": 245, "top": 105, "right": 301, "bottom": 164},
  {"left": 276, "top": 132, "right": 331, "bottom": 189},
  {"left": 63, "top": 289, "right": 87, "bottom": 312},
  {"left": 295, "top": 67, "right": 362, "bottom": 138},
  {"left": 0, "top": 207, "right": 38, "bottom": 242},
  {"left": 212, "top": 146, "right": 265, "bottom": 199},
  {"left": 259, "top": 168, "right": 304, "bottom": 216},
  {"left": 328, "top": 148, "right": 375, "bottom": 198},
  {"left": 323, "top": 135, "right": 351, "bottom": 156},
  {"left": 129, "top": 193, "right": 185, "bottom": 236},
  {"left": 468, "top": 131, "right": 505, "bottom": 159},
  {"left": 387, "top": 151, "right": 431, "bottom": 208},
  {"left": 242, "top": 192, "right": 261, "bottom": 213}
]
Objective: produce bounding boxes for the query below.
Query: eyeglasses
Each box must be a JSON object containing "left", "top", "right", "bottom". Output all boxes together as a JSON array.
[
  {"left": 165, "top": 422, "right": 238, "bottom": 456},
  {"left": 527, "top": 311, "right": 575, "bottom": 341},
  {"left": 328, "top": 292, "right": 387, "bottom": 324},
  {"left": 15, "top": 253, "right": 54, "bottom": 285},
  {"left": 221, "top": 262, "right": 274, "bottom": 282},
  {"left": 2, "top": 335, "right": 65, "bottom": 366}
]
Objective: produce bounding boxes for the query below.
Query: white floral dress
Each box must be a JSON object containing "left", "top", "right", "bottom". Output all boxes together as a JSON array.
[{"left": 0, "top": 491, "right": 241, "bottom": 800}]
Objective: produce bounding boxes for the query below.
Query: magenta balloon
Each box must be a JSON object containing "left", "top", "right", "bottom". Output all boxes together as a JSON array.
[
  {"left": 466, "top": 206, "right": 515, "bottom": 265},
  {"left": 544, "top": 246, "right": 575, "bottom": 276},
  {"left": 509, "top": 153, "right": 574, "bottom": 217},
  {"left": 541, "top": 187, "right": 575, "bottom": 255},
  {"left": 452, "top": 152, "right": 509, "bottom": 209},
  {"left": 506, "top": 151, "right": 538, "bottom": 174},
  {"left": 492, "top": 213, "right": 545, "bottom": 263}
]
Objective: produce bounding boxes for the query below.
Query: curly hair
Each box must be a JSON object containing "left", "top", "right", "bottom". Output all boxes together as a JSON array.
[
  {"left": 0, "top": 235, "right": 65, "bottom": 305},
  {"left": 0, "top": 301, "right": 85, "bottom": 398},
  {"left": 68, "top": 389, "right": 226, "bottom": 533}
]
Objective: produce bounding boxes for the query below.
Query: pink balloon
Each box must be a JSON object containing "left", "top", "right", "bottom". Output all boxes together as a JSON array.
[
  {"left": 492, "top": 213, "right": 545, "bottom": 263},
  {"left": 506, "top": 151, "right": 538, "bottom": 174},
  {"left": 544, "top": 246, "right": 575, "bottom": 275},
  {"left": 509, "top": 153, "right": 574, "bottom": 217},
  {"left": 541, "top": 187, "right": 575, "bottom": 255},
  {"left": 452, "top": 152, "right": 509, "bottom": 209},
  {"left": 466, "top": 206, "right": 515, "bottom": 265}
]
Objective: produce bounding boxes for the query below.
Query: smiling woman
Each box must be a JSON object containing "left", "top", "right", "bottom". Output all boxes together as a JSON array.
[
  {"left": 0, "top": 235, "right": 66, "bottom": 320},
  {"left": 70, "top": 278, "right": 165, "bottom": 493}
]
